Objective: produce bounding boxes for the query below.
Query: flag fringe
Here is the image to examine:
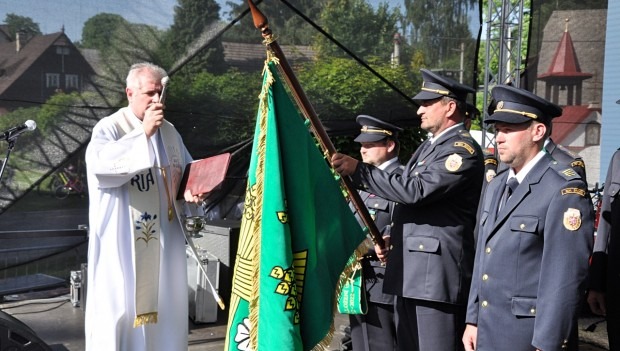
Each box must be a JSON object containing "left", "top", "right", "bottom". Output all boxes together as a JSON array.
[
  {"left": 133, "top": 312, "right": 158, "bottom": 327},
  {"left": 248, "top": 57, "right": 276, "bottom": 350}
]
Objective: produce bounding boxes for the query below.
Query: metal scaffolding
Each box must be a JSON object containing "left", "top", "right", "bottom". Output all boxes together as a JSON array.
[{"left": 482, "top": 0, "right": 526, "bottom": 151}]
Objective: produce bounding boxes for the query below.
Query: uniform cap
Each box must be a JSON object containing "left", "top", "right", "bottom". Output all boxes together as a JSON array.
[
  {"left": 354, "top": 115, "right": 403, "bottom": 143},
  {"left": 486, "top": 85, "right": 562, "bottom": 126},
  {"left": 412, "top": 69, "right": 476, "bottom": 103},
  {"left": 465, "top": 102, "right": 480, "bottom": 120}
]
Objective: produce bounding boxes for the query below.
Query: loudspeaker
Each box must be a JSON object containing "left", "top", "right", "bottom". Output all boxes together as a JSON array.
[{"left": 0, "top": 311, "right": 51, "bottom": 351}]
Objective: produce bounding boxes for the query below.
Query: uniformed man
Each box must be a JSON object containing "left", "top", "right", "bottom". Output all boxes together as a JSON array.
[
  {"left": 332, "top": 68, "right": 484, "bottom": 351},
  {"left": 348, "top": 114, "right": 403, "bottom": 351},
  {"left": 463, "top": 85, "right": 594, "bottom": 351},
  {"left": 587, "top": 102, "right": 620, "bottom": 350}
]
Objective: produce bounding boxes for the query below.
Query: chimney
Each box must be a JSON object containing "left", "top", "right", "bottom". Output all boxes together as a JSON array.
[{"left": 16, "top": 30, "right": 26, "bottom": 52}]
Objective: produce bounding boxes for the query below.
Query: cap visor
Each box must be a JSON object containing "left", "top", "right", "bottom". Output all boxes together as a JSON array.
[
  {"left": 412, "top": 90, "right": 443, "bottom": 102},
  {"left": 485, "top": 112, "right": 532, "bottom": 125},
  {"left": 354, "top": 134, "right": 387, "bottom": 143}
]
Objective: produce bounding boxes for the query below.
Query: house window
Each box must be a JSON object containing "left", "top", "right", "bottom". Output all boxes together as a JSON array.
[
  {"left": 46, "top": 73, "right": 60, "bottom": 88},
  {"left": 585, "top": 122, "right": 601, "bottom": 146},
  {"left": 66, "top": 74, "right": 79, "bottom": 89},
  {"left": 56, "top": 46, "right": 70, "bottom": 55}
]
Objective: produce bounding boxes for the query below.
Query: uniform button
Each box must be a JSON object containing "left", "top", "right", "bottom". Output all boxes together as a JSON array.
[
  {"left": 485, "top": 247, "right": 491, "bottom": 254},
  {"left": 481, "top": 301, "right": 488, "bottom": 307},
  {"left": 482, "top": 274, "right": 488, "bottom": 281},
  {"left": 419, "top": 244, "right": 424, "bottom": 250},
  {"left": 520, "top": 223, "right": 525, "bottom": 230},
  {"left": 414, "top": 172, "right": 419, "bottom": 176},
  {"left": 530, "top": 308, "right": 536, "bottom": 314}
]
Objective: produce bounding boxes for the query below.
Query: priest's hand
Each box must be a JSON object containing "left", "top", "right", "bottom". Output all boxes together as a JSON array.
[
  {"left": 143, "top": 102, "right": 165, "bottom": 138},
  {"left": 331, "top": 153, "right": 359, "bottom": 176},
  {"left": 184, "top": 190, "right": 206, "bottom": 204}
]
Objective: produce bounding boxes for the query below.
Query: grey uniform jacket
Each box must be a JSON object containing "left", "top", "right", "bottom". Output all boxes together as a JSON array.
[
  {"left": 466, "top": 154, "right": 594, "bottom": 351},
  {"left": 590, "top": 149, "right": 620, "bottom": 302},
  {"left": 350, "top": 127, "right": 484, "bottom": 305}
]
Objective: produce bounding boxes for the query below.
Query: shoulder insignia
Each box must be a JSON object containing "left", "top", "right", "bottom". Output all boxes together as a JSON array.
[
  {"left": 459, "top": 130, "right": 472, "bottom": 138},
  {"left": 445, "top": 153, "right": 463, "bottom": 172},
  {"left": 561, "top": 187, "right": 586, "bottom": 197},
  {"left": 561, "top": 168, "right": 577, "bottom": 178},
  {"left": 571, "top": 160, "right": 585, "bottom": 169},
  {"left": 454, "top": 141, "right": 475, "bottom": 155},
  {"left": 484, "top": 157, "right": 498, "bottom": 166},
  {"left": 563, "top": 208, "right": 582, "bottom": 231}
]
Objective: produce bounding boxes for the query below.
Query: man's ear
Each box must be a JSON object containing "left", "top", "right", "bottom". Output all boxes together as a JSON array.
[
  {"left": 531, "top": 122, "right": 547, "bottom": 142},
  {"left": 386, "top": 139, "right": 396, "bottom": 153}
]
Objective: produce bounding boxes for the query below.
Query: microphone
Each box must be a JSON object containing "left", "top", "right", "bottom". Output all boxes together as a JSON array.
[
  {"left": 159, "top": 76, "right": 170, "bottom": 104},
  {"left": 2, "top": 120, "right": 37, "bottom": 141}
]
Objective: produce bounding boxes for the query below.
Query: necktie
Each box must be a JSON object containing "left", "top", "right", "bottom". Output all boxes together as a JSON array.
[{"left": 499, "top": 177, "right": 519, "bottom": 212}]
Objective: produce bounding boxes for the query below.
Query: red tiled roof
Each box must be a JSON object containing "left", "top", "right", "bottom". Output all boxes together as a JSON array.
[
  {"left": 538, "top": 30, "right": 592, "bottom": 79},
  {"left": 551, "top": 105, "right": 592, "bottom": 143}
]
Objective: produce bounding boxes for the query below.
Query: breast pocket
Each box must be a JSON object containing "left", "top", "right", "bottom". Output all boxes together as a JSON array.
[
  {"left": 406, "top": 236, "right": 440, "bottom": 254},
  {"left": 508, "top": 215, "right": 539, "bottom": 235},
  {"left": 366, "top": 198, "right": 390, "bottom": 213}
]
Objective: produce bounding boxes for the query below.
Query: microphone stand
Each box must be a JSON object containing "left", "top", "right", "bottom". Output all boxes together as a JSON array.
[{"left": 0, "top": 137, "right": 17, "bottom": 186}]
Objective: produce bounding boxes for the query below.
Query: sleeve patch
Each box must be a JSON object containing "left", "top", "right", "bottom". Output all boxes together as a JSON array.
[
  {"left": 560, "top": 187, "right": 586, "bottom": 197},
  {"left": 563, "top": 208, "right": 582, "bottom": 231},
  {"left": 454, "top": 141, "right": 475, "bottom": 155},
  {"left": 445, "top": 153, "right": 463, "bottom": 172}
]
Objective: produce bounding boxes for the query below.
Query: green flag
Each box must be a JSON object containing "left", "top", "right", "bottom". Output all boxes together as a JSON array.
[{"left": 224, "top": 60, "right": 366, "bottom": 351}]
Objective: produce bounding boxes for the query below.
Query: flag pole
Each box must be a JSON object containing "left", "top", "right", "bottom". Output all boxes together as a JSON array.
[{"left": 246, "top": 0, "right": 384, "bottom": 248}]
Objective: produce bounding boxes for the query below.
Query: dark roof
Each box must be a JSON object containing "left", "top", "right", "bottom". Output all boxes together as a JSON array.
[
  {"left": 222, "top": 42, "right": 315, "bottom": 71},
  {"left": 0, "top": 32, "right": 71, "bottom": 95}
]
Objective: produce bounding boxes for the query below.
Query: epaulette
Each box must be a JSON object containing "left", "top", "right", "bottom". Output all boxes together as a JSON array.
[
  {"left": 556, "top": 143, "right": 578, "bottom": 158},
  {"left": 550, "top": 161, "right": 581, "bottom": 181},
  {"left": 454, "top": 130, "right": 479, "bottom": 155}
]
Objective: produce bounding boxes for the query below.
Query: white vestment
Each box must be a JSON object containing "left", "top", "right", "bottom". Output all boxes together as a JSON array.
[{"left": 84, "top": 107, "right": 199, "bottom": 351}]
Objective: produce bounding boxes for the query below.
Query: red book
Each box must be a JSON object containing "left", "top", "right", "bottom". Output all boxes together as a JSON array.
[{"left": 176, "top": 153, "right": 231, "bottom": 200}]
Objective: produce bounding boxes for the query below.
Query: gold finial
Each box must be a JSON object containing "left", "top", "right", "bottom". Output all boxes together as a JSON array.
[{"left": 565, "top": 18, "right": 570, "bottom": 32}]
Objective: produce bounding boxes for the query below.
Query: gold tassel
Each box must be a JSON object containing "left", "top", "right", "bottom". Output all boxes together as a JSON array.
[{"left": 133, "top": 312, "right": 158, "bottom": 328}]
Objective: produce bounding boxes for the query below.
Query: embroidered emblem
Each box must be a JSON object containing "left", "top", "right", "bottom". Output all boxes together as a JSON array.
[
  {"left": 445, "top": 153, "right": 463, "bottom": 172},
  {"left": 454, "top": 141, "right": 475, "bottom": 155},
  {"left": 277, "top": 211, "right": 288, "bottom": 224},
  {"left": 563, "top": 208, "right": 582, "bottom": 231},
  {"left": 484, "top": 158, "right": 498, "bottom": 166},
  {"left": 562, "top": 169, "right": 577, "bottom": 177},
  {"left": 485, "top": 169, "right": 497, "bottom": 183},
  {"left": 571, "top": 160, "right": 585, "bottom": 169},
  {"left": 561, "top": 188, "right": 586, "bottom": 197},
  {"left": 497, "top": 101, "right": 504, "bottom": 110}
]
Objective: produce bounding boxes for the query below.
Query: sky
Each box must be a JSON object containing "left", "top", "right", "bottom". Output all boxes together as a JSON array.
[{"left": 0, "top": 0, "right": 404, "bottom": 43}]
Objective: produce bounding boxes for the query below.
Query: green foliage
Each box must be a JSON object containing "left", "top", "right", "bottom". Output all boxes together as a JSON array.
[
  {"left": 159, "top": 0, "right": 226, "bottom": 75},
  {"left": 313, "top": 0, "right": 401, "bottom": 60},
  {"left": 3, "top": 13, "right": 41, "bottom": 38},
  {"left": 80, "top": 13, "right": 128, "bottom": 51},
  {"left": 163, "top": 69, "right": 261, "bottom": 157}
]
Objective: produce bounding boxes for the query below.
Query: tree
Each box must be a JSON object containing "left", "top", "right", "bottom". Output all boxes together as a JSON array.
[
  {"left": 81, "top": 13, "right": 128, "bottom": 52},
  {"left": 403, "top": 0, "right": 478, "bottom": 80},
  {"left": 222, "top": 0, "right": 326, "bottom": 45},
  {"left": 160, "top": 0, "right": 226, "bottom": 75},
  {"left": 313, "top": 0, "right": 401, "bottom": 61},
  {"left": 3, "top": 13, "right": 41, "bottom": 38}
]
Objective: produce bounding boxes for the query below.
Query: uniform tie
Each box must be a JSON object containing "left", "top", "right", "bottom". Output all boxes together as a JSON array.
[{"left": 499, "top": 177, "right": 519, "bottom": 212}]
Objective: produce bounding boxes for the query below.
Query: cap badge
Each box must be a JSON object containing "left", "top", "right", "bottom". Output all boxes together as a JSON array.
[
  {"left": 496, "top": 101, "right": 504, "bottom": 110},
  {"left": 563, "top": 208, "right": 582, "bottom": 231}
]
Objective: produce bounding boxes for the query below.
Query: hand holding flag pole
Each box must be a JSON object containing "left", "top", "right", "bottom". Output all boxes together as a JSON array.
[{"left": 246, "top": 0, "right": 384, "bottom": 249}]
